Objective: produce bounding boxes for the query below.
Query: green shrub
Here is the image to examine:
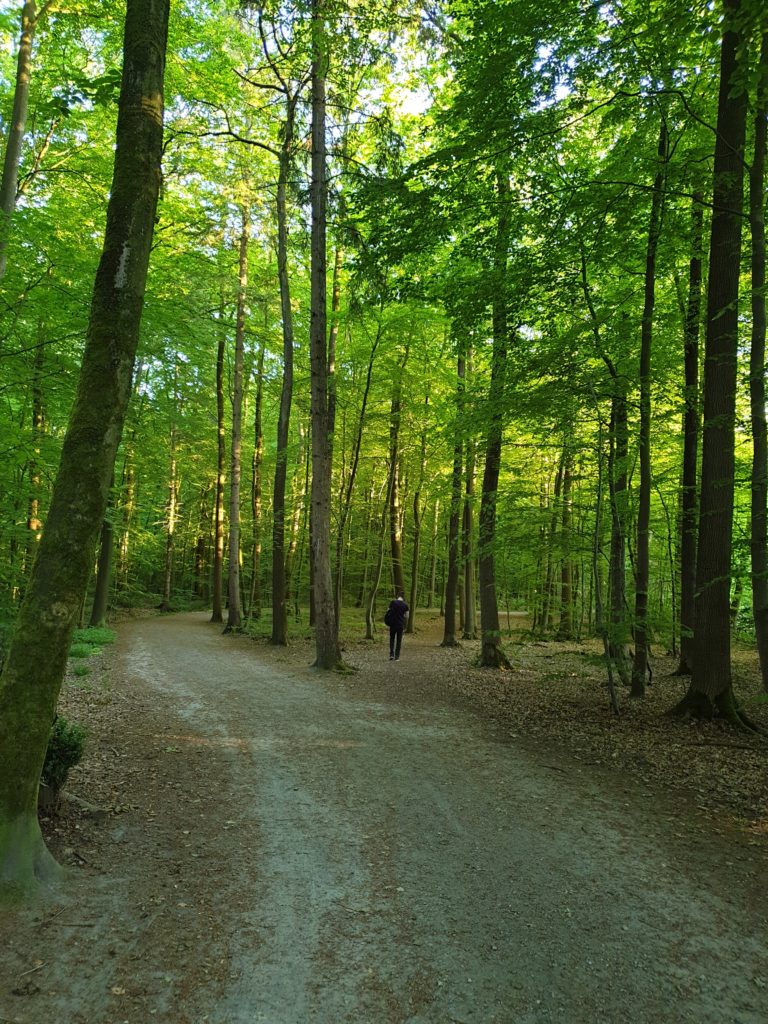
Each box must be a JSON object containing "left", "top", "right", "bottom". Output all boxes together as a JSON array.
[
  {"left": 72, "top": 626, "right": 116, "bottom": 647},
  {"left": 42, "top": 716, "right": 86, "bottom": 794},
  {"left": 68, "top": 643, "right": 93, "bottom": 658},
  {"left": 73, "top": 663, "right": 90, "bottom": 677}
]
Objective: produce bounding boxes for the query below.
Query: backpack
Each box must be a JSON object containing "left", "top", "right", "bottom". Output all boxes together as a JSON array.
[{"left": 384, "top": 607, "right": 393, "bottom": 626}]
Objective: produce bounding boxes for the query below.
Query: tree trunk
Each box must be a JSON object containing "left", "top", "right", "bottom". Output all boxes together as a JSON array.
[
  {"left": 364, "top": 480, "right": 389, "bottom": 641},
  {"left": 0, "top": 1, "right": 43, "bottom": 281},
  {"left": 462, "top": 361, "right": 476, "bottom": 640},
  {"left": 356, "top": 480, "right": 374, "bottom": 607},
  {"left": 442, "top": 352, "right": 464, "bottom": 647},
  {"left": 578, "top": 243, "right": 631, "bottom": 678},
  {"left": 24, "top": 331, "right": 44, "bottom": 575},
  {"left": 540, "top": 458, "right": 563, "bottom": 635},
  {"left": 160, "top": 412, "right": 178, "bottom": 612},
  {"left": 210, "top": 297, "right": 226, "bottom": 623},
  {"left": 0, "top": 0, "right": 168, "bottom": 900},
  {"left": 226, "top": 206, "right": 249, "bottom": 631},
  {"left": 118, "top": 451, "right": 135, "bottom": 591},
  {"left": 248, "top": 338, "right": 265, "bottom": 619},
  {"left": 334, "top": 320, "right": 380, "bottom": 629},
  {"left": 309, "top": 0, "right": 340, "bottom": 668},
  {"left": 271, "top": 97, "right": 297, "bottom": 646},
  {"left": 428, "top": 498, "right": 439, "bottom": 609},
  {"left": 479, "top": 169, "right": 511, "bottom": 668},
  {"left": 285, "top": 420, "right": 307, "bottom": 599},
  {"left": 632, "top": 120, "right": 668, "bottom": 697},
  {"left": 89, "top": 510, "right": 114, "bottom": 628},
  {"left": 556, "top": 447, "right": 574, "bottom": 641},
  {"left": 750, "top": 35, "right": 768, "bottom": 689},
  {"left": 676, "top": 193, "right": 704, "bottom": 674},
  {"left": 388, "top": 357, "right": 408, "bottom": 598},
  {"left": 673, "top": 0, "right": 749, "bottom": 722},
  {"left": 408, "top": 396, "right": 428, "bottom": 633}
]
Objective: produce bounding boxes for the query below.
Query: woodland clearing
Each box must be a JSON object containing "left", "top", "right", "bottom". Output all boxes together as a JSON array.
[{"left": 0, "top": 611, "right": 766, "bottom": 1024}]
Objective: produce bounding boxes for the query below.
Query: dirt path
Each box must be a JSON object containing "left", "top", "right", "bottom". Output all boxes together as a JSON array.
[{"left": 2, "top": 612, "right": 767, "bottom": 1024}]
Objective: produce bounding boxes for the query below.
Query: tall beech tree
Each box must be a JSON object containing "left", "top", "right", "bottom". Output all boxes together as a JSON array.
[
  {"left": 225, "top": 204, "right": 250, "bottom": 632},
  {"left": 478, "top": 170, "right": 512, "bottom": 668},
  {"left": 308, "top": 0, "right": 340, "bottom": 668},
  {"left": 0, "top": 1, "right": 55, "bottom": 280},
  {"left": 0, "top": 0, "right": 169, "bottom": 899},
  {"left": 211, "top": 294, "right": 227, "bottom": 623},
  {"left": 673, "top": 0, "right": 750, "bottom": 722},
  {"left": 442, "top": 348, "right": 465, "bottom": 648},
  {"left": 631, "top": 119, "right": 668, "bottom": 698},
  {"left": 676, "top": 193, "right": 703, "bottom": 676}
]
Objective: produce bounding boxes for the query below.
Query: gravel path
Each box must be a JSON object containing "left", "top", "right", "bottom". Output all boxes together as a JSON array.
[{"left": 1, "top": 612, "right": 766, "bottom": 1023}]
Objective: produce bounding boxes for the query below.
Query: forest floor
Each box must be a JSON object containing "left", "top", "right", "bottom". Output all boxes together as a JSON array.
[{"left": 1, "top": 610, "right": 767, "bottom": 1024}]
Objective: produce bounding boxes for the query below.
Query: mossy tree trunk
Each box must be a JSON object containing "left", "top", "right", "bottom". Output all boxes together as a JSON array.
[
  {"left": 0, "top": 0, "right": 169, "bottom": 901},
  {"left": 672, "top": 0, "right": 749, "bottom": 723}
]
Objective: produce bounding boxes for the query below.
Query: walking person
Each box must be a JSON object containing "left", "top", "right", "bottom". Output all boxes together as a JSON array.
[{"left": 385, "top": 591, "right": 409, "bottom": 661}]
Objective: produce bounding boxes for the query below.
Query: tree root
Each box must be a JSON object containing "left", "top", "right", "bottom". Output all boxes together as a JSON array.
[
  {"left": 669, "top": 686, "right": 767, "bottom": 734},
  {"left": 479, "top": 641, "right": 511, "bottom": 669}
]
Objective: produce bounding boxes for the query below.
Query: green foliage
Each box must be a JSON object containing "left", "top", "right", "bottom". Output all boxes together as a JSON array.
[
  {"left": 67, "top": 627, "right": 115, "bottom": 660},
  {"left": 71, "top": 627, "right": 116, "bottom": 648},
  {"left": 68, "top": 643, "right": 94, "bottom": 659},
  {"left": 41, "top": 717, "right": 86, "bottom": 794},
  {"left": 72, "top": 664, "right": 90, "bottom": 678}
]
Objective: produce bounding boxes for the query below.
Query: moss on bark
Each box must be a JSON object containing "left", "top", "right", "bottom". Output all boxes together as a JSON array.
[{"left": 0, "top": 813, "right": 62, "bottom": 904}]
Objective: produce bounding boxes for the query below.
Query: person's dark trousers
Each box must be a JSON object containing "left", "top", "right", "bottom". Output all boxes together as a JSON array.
[{"left": 389, "top": 626, "right": 404, "bottom": 660}]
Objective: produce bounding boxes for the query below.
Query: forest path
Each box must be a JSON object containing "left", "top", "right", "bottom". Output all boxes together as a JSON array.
[{"left": 2, "top": 611, "right": 767, "bottom": 1024}]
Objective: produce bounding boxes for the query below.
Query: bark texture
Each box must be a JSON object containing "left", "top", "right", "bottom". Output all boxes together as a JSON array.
[{"left": 675, "top": 0, "right": 747, "bottom": 719}]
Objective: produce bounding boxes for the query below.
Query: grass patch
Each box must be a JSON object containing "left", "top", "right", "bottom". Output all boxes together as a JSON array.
[
  {"left": 72, "top": 663, "right": 90, "bottom": 677},
  {"left": 72, "top": 626, "right": 116, "bottom": 647},
  {"left": 68, "top": 625, "right": 116, "bottom": 660},
  {"left": 68, "top": 643, "right": 94, "bottom": 659}
]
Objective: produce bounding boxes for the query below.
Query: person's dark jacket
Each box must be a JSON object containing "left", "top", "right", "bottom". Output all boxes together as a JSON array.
[{"left": 387, "top": 597, "right": 409, "bottom": 629}]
